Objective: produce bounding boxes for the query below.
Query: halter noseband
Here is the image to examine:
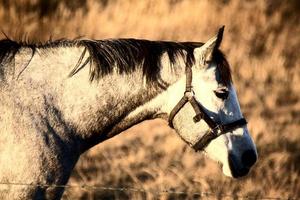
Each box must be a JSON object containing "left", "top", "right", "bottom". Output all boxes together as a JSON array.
[{"left": 168, "top": 65, "right": 247, "bottom": 151}]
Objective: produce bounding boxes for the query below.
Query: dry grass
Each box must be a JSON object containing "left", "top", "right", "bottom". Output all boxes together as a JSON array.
[{"left": 0, "top": 0, "right": 299, "bottom": 199}]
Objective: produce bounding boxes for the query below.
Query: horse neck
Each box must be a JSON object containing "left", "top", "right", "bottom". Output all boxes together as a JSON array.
[
  {"left": 68, "top": 51, "right": 187, "bottom": 152},
  {"left": 8, "top": 45, "right": 187, "bottom": 152}
]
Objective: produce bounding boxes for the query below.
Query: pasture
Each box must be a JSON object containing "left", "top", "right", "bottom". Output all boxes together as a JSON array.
[{"left": 0, "top": 0, "right": 299, "bottom": 199}]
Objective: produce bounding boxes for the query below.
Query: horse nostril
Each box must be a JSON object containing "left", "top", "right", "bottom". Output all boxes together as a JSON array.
[{"left": 241, "top": 150, "right": 257, "bottom": 167}]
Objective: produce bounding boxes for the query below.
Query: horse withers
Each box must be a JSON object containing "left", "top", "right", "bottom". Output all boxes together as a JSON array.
[{"left": 0, "top": 27, "right": 257, "bottom": 199}]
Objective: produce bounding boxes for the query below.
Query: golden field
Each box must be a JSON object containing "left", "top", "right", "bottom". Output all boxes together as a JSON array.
[{"left": 0, "top": 0, "right": 299, "bottom": 199}]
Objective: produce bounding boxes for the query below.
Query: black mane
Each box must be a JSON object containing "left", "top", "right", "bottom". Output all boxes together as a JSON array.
[{"left": 0, "top": 38, "right": 231, "bottom": 84}]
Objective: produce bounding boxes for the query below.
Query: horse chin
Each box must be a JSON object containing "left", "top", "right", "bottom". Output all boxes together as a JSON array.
[
  {"left": 221, "top": 154, "right": 251, "bottom": 178},
  {"left": 221, "top": 163, "right": 248, "bottom": 178}
]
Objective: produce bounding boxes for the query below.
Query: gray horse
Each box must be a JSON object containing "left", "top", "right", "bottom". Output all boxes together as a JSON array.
[{"left": 0, "top": 27, "right": 257, "bottom": 199}]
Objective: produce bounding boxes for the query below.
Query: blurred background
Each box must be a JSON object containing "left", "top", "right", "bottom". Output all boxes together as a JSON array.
[{"left": 0, "top": 0, "right": 299, "bottom": 199}]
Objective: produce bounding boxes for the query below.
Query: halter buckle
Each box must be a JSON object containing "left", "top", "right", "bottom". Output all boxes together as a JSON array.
[{"left": 211, "top": 125, "right": 223, "bottom": 137}]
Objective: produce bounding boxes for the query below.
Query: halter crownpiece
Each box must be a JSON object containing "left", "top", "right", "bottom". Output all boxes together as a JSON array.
[{"left": 168, "top": 65, "right": 247, "bottom": 152}]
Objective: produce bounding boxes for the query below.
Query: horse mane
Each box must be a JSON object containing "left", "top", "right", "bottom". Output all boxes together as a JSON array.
[{"left": 0, "top": 38, "right": 231, "bottom": 85}]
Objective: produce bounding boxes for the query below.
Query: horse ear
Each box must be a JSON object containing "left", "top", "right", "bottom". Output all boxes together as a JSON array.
[{"left": 194, "top": 26, "right": 224, "bottom": 66}]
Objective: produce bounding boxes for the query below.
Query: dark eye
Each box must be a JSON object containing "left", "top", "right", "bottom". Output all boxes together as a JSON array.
[{"left": 214, "top": 87, "right": 229, "bottom": 100}]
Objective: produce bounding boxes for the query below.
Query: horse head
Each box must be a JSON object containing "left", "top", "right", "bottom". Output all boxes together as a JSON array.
[{"left": 165, "top": 27, "right": 257, "bottom": 178}]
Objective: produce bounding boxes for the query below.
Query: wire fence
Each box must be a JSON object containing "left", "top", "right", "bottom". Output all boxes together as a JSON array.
[{"left": 0, "top": 181, "right": 297, "bottom": 200}]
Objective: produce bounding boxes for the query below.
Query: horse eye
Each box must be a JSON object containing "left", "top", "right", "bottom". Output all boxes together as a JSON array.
[{"left": 214, "top": 88, "right": 229, "bottom": 100}]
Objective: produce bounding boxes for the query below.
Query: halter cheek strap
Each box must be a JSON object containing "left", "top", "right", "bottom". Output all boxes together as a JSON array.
[{"left": 168, "top": 66, "right": 247, "bottom": 151}]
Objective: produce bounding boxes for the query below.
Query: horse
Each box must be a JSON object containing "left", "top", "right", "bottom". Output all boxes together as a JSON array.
[{"left": 0, "top": 26, "right": 257, "bottom": 199}]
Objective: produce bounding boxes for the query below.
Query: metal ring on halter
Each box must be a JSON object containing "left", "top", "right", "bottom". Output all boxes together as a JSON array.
[{"left": 184, "top": 90, "right": 195, "bottom": 100}]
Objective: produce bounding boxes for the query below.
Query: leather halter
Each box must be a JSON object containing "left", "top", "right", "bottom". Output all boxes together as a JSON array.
[{"left": 168, "top": 65, "right": 247, "bottom": 151}]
